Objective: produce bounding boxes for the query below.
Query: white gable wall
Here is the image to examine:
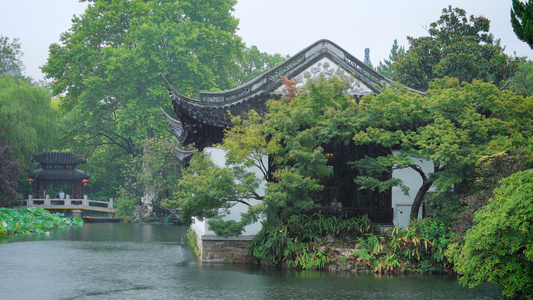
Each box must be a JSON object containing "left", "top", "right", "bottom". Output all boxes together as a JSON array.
[
  {"left": 191, "top": 147, "right": 265, "bottom": 238},
  {"left": 391, "top": 150, "right": 435, "bottom": 227},
  {"left": 273, "top": 57, "right": 374, "bottom": 97}
]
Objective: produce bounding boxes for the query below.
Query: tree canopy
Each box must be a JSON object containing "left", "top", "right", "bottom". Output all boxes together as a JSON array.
[
  {"left": 511, "top": 0, "right": 533, "bottom": 49},
  {"left": 233, "top": 45, "right": 288, "bottom": 86},
  {"left": 509, "top": 57, "right": 533, "bottom": 96},
  {"left": 0, "top": 76, "right": 55, "bottom": 162},
  {"left": 393, "top": 6, "right": 516, "bottom": 91},
  {"left": 449, "top": 169, "right": 533, "bottom": 299},
  {"left": 349, "top": 78, "right": 532, "bottom": 221},
  {"left": 0, "top": 75, "right": 56, "bottom": 205},
  {"left": 0, "top": 35, "right": 24, "bottom": 77},
  {"left": 43, "top": 0, "right": 244, "bottom": 158},
  {"left": 42, "top": 0, "right": 246, "bottom": 201},
  {"left": 376, "top": 39, "right": 405, "bottom": 79}
]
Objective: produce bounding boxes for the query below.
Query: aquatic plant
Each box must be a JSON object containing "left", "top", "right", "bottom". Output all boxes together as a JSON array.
[{"left": 0, "top": 207, "right": 82, "bottom": 236}]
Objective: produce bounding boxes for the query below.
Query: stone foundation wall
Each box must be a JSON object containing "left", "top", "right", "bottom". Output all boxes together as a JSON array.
[{"left": 194, "top": 232, "right": 254, "bottom": 263}]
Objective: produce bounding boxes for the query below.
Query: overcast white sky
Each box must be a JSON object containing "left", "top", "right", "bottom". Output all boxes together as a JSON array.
[{"left": 1, "top": 0, "right": 531, "bottom": 81}]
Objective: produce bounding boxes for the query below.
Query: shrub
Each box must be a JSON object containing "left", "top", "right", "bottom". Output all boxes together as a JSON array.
[{"left": 447, "top": 169, "right": 533, "bottom": 299}]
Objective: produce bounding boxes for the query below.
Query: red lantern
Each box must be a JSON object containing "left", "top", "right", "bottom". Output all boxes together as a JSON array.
[
  {"left": 27, "top": 178, "right": 34, "bottom": 185},
  {"left": 82, "top": 179, "right": 89, "bottom": 186}
]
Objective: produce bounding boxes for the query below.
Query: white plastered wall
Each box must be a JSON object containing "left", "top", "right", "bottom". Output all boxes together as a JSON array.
[
  {"left": 391, "top": 150, "right": 435, "bottom": 227},
  {"left": 190, "top": 147, "right": 266, "bottom": 238}
]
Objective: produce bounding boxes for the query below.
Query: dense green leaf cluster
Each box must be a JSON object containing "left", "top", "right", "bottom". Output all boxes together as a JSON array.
[
  {"left": 117, "top": 136, "right": 181, "bottom": 217},
  {"left": 352, "top": 218, "right": 452, "bottom": 274},
  {"left": 448, "top": 169, "right": 533, "bottom": 299},
  {"left": 351, "top": 78, "right": 533, "bottom": 221},
  {"left": 0, "top": 76, "right": 55, "bottom": 161},
  {"left": 393, "top": 6, "right": 516, "bottom": 91},
  {"left": 0, "top": 35, "right": 24, "bottom": 78},
  {"left": 511, "top": 0, "right": 533, "bottom": 49},
  {"left": 248, "top": 214, "right": 379, "bottom": 270},
  {"left": 43, "top": 0, "right": 244, "bottom": 157},
  {"left": 41, "top": 0, "right": 246, "bottom": 201},
  {"left": 248, "top": 214, "right": 452, "bottom": 273},
  {"left": 509, "top": 57, "right": 533, "bottom": 97},
  {"left": 0, "top": 207, "right": 83, "bottom": 236},
  {"left": 0, "top": 75, "right": 56, "bottom": 205}
]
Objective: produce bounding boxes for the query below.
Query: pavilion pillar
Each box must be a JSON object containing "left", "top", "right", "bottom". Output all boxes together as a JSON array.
[{"left": 72, "top": 209, "right": 83, "bottom": 218}]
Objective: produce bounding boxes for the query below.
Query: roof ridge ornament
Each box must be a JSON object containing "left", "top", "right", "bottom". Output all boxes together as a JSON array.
[{"left": 364, "top": 48, "right": 372, "bottom": 67}]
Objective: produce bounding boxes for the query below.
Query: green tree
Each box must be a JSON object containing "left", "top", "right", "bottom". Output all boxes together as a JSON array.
[
  {"left": 393, "top": 6, "right": 516, "bottom": 91},
  {"left": 43, "top": 0, "right": 245, "bottom": 200},
  {"left": 448, "top": 169, "right": 533, "bottom": 299},
  {"left": 232, "top": 45, "right": 288, "bottom": 86},
  {"left": 511, "top": 0, "right": 533, "bottom": 49},
  {"left": 348, "top": 78, "right": 532, "bottom": 222},
  {"left": 451, "top": 150, "right": 533, "bottom": 241},
  {"left": 0, "top": 76, "right": 56, "bottom": 205},
  {"left": 0, "top": 76, "right": 55, "bottom": 162},
  {"left": 165, "top": 151, "right": 263, "bottom": 236},
  {"left": 117, "top": 136, "right": 181, "bottom": 217},
  {"left": 0, "top": 35, "right": 24, "bottom": 77},
  {"left": 44, "top": 0, "right": 244, "bottom": 156},
  {"left": 376, "top": 39, "right": 405, "bottom": 79},
  {"left": 0, "top": 144, "right": 22, "bottom": 206},
  {"left": 166, "top": 76, "right": 353, "bottom": 235},
  {"left": 509, "top": 57, "right": 533, "bottom": 96}
]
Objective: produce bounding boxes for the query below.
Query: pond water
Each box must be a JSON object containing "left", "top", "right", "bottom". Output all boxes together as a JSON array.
[{"left": 0, "top": 223, "right": 501, "bottom": 299}]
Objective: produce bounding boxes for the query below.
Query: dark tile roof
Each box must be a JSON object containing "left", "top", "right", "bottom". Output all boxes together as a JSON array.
[{"left": 32, "top": 151, "right": 87, "bottom": 165}]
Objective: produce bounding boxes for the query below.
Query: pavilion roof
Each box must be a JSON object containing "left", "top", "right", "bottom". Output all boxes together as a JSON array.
[{"left": 32, "top": 150, "right": 87, "bottom": 165}]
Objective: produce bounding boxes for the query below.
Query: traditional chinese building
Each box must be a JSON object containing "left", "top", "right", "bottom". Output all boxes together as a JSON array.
[
  {"left": 29, "top": 150, "right": 90, "bottom": 199},
  {"left": 161, "top": 40, "right": 430, "bottom": 262}
]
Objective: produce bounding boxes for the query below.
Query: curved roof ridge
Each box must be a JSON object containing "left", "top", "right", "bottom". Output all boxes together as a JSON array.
[
  {"left": 32, "top": 150, "right": 87, "bottom": 165},
  {"left": 158, "top": 73, "right": 201, "bottom": 103},
  {"left": 161, "top": 39, "right": 424, "bottom": 109}
]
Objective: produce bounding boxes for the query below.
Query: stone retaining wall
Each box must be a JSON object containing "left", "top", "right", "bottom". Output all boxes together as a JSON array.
[{"left": 194, "top": 231, "right": 255, "bottom": 263}]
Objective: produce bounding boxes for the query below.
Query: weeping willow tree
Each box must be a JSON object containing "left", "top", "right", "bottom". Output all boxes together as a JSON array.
[{"left": 0, "top": 76, "right": 56, "bottom": 205}]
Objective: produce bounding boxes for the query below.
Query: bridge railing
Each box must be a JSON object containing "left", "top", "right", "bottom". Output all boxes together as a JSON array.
[{"left": 20, "top": 195, "right": 115, "bottom": 212}]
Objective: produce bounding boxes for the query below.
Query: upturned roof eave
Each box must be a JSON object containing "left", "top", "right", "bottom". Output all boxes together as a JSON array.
[{"left": 32, "top": 150, "right": 87, "bottom": 165}]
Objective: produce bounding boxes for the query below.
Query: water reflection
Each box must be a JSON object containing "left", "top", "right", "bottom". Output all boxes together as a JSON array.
[{"left": 0, "top": 223, "right": 501, "bottom": 299}]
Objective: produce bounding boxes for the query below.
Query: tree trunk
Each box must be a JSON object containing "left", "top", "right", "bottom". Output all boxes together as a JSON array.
[
  {"left": 408, "top": 163, "right": 435, "bottom": 223},
  {"left": 410, "top": 179, "right": 433, "bottom": 222}
]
